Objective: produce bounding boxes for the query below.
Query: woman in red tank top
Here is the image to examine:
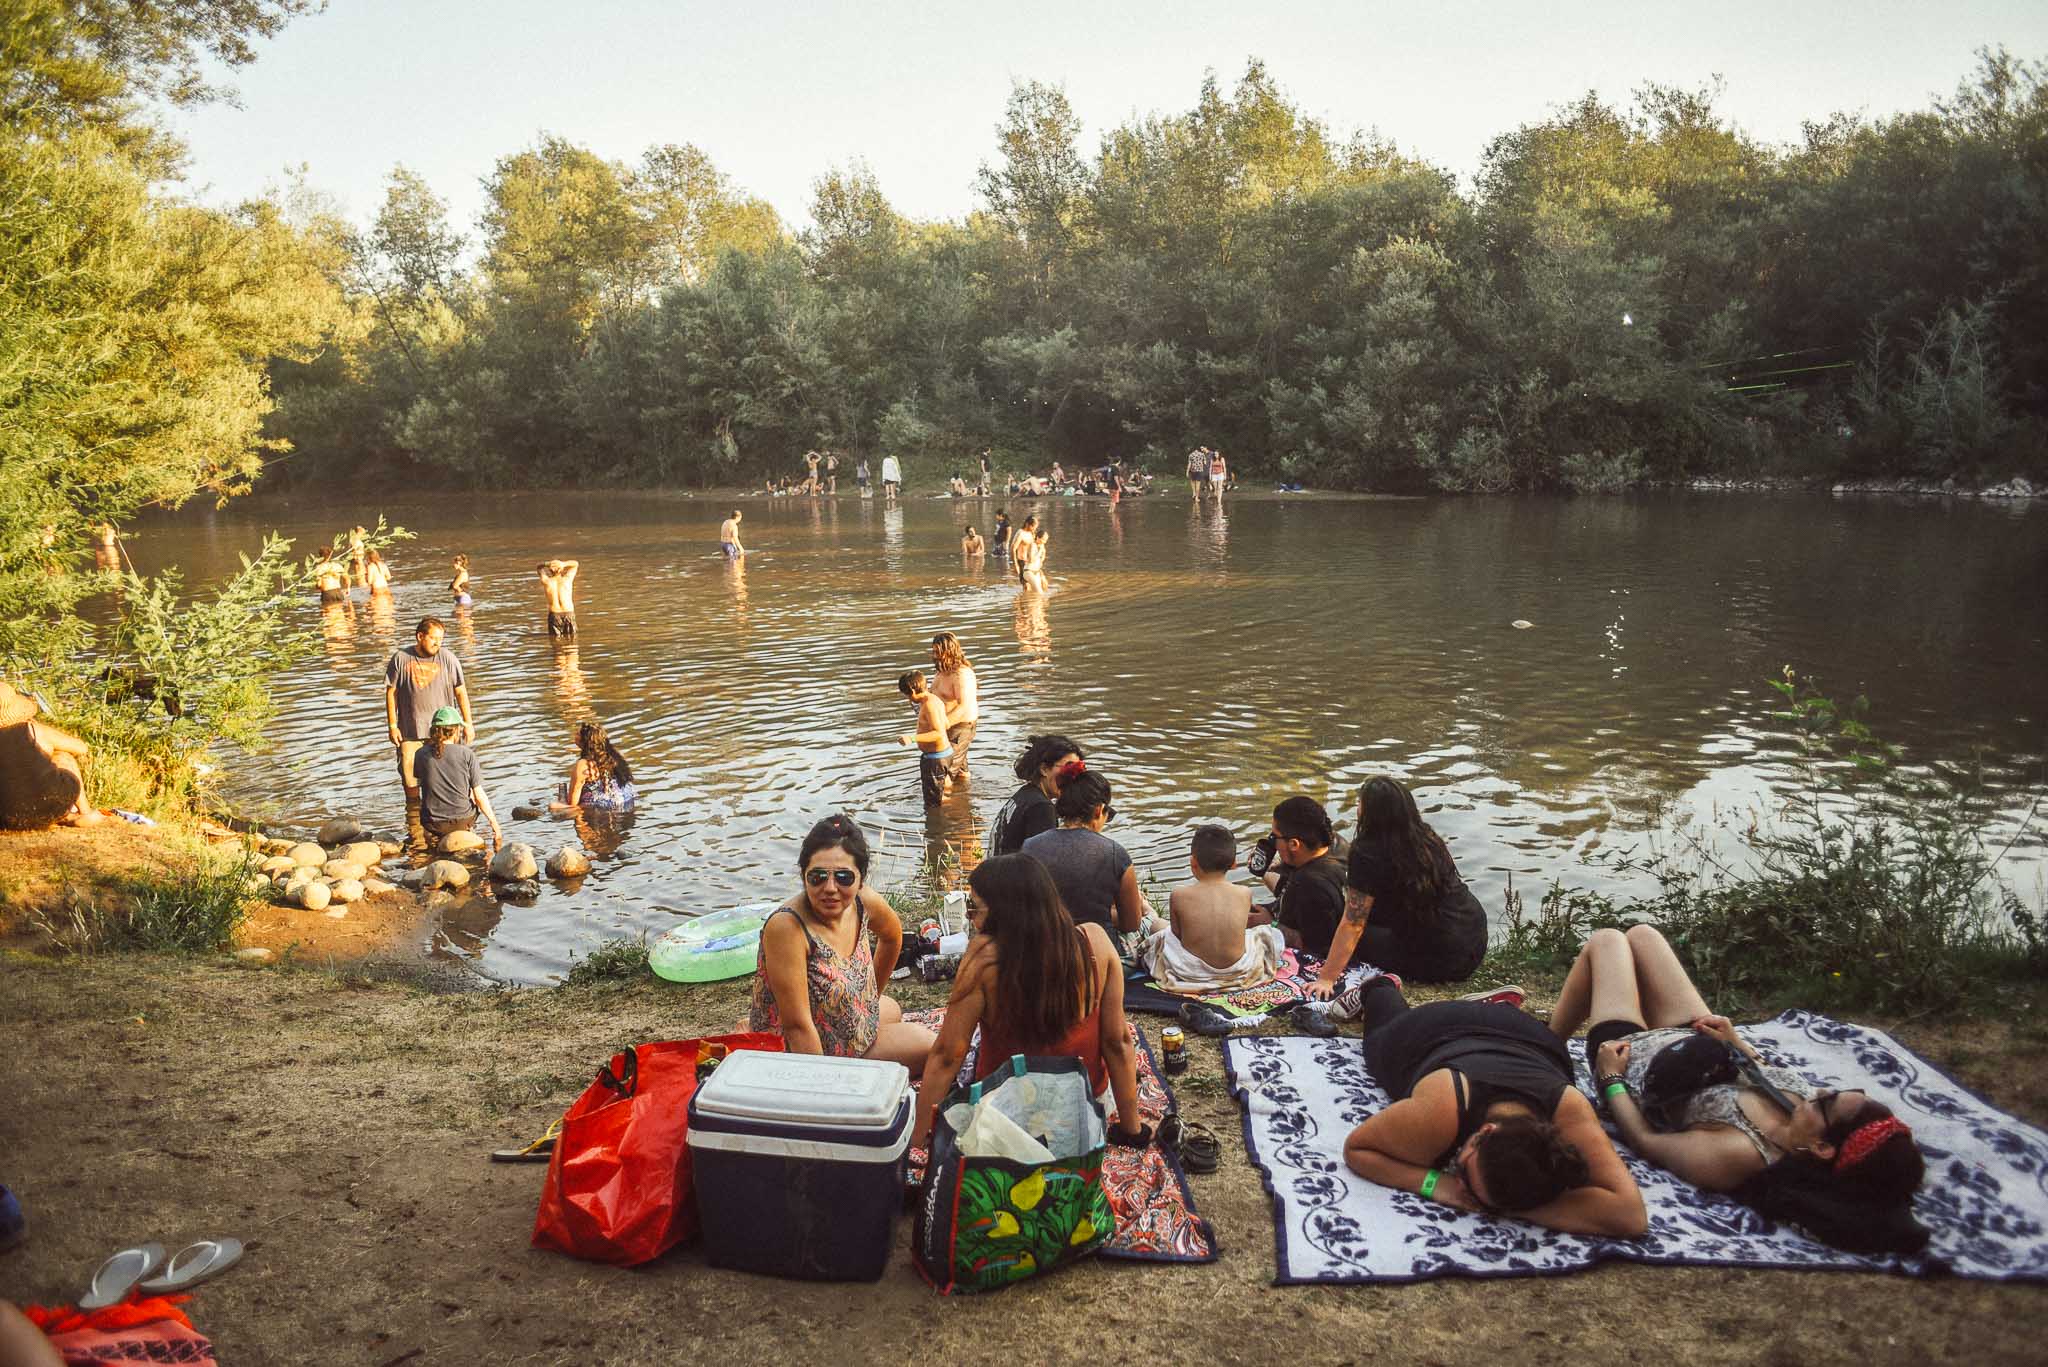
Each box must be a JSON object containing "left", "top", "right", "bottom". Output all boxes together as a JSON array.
[{"left": 912, "top": 854, "right": 1147, "bottom": 1149}]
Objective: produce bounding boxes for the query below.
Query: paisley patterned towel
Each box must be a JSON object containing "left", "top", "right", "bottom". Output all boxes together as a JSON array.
[
  {"left": 1123, "top": 950, "right": 1319, "bottom": 1020},
  {"left": 905, "top": 1009, "right": 1218, "bottom": 1264},
  {"left": 1224, "top": 1010, "right": 2048, "bottom": 1284}
]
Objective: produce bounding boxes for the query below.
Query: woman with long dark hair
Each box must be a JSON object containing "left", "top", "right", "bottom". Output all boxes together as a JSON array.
[
  {"left": 912, "top": 853, "right": 1146, "bottom": 1147},
  {"left": 1549, "top": 924, "right": 1929, "bottom": 1254},
  {"left": 987, "top": 733, "right": 1084, "bottom": 856},
  {"left": 750, "top": 814, "right": 933, "bottom": 1075},
  {"left": 1312, "top": 776, "right": 1489, "bottom": 997},
  {"left": 549, "top": 721, "right": 636, "bottom": 812}
]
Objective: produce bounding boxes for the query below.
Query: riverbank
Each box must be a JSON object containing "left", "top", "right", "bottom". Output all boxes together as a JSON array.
[{"left": 3, "top": 951, "right": 2044, "bottom": 1365}]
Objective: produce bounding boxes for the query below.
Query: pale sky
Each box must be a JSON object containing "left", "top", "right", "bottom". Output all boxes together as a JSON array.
[{"left": 164, "top": 0, "right": 2047, "bottom": 238}]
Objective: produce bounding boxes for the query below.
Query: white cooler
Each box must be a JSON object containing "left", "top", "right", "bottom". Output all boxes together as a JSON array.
[{"left": 687, "top": 1051, "right": 912, "bottom": 1281}]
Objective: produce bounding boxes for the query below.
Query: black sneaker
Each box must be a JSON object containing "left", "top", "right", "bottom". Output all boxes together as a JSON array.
[
  {"left": 1288, "top": 1003, "right": 1338, "bottom": 1038},
  {"left": 1180, "top": 1002, "right": 1266, "bottom": 1038}
]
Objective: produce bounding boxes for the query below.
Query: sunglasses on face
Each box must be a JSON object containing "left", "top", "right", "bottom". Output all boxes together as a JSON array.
[
  {"left": 805, "top": 867, "right": 858, "bottom": 888},
  {"left": 1103, "top": 805, "right": 1117, "bottom": 822}
]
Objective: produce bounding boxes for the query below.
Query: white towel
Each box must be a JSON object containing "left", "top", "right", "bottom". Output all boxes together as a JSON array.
[{"left": 1142, "top": 923, "right": 1288, "bottom": 993}]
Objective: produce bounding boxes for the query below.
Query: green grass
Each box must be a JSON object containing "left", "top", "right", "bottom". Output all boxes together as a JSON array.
[
  {"left": 563, "top": 934, "right": 651, "bottom": 987},
  {"left": 33, "top": 849, "right": 259, "bottom": 954}
]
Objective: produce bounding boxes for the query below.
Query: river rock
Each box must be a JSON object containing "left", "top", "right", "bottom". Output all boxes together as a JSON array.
[
  {"left": 289, "top": 841, "right": 326, "bottom": 867},
  {"left": 498, "top": 878, "right": 542, "bottom": 900},
  {"left": 330, "top": 878, "right": 365, "bottom": 904},
  {"left": 317, "top": 817, "right": 371, "bottom": 846},
  {"left": 363, "top": 877, "right": 398, "bottom": 896},
  {"left": 440, "top": 830, "right": 485, "bottom": 854},
  {"left": 295, "top": 880, "right": 332, "bottom": 911},
  {"left": 243, "top": 874, "right": 271, "bottom": 896},
  {"left": 512, "top": 805, "right": 544, "bottom": 821},
  {"left": 235, "top": 947, "right": 274, "bottom": 963},
  {"left": 490, "top": 843, "right": 538, "bottom": 881},
  {"left": 340, "top": 841, "right": 382, "bottom": 869},
  {"left": 259, "top": 854, "right": 297, "bottom": 876},
  {"left": 420, "top": 859, "right": 470, "bottom": 890},
  {"left": 322, "top": 858, "right": 367, "bottom": 881},
  {"left": 546, "top": 846, "right": 591, "bottom": 879},
  {"left": 377, "top": 840, "right": 403, "bottom": 857}
]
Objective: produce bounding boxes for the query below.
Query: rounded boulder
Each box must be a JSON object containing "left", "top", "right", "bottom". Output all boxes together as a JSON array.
[
  {"left": 440, "top": 830, "right": 486, "bottom": 855},
  {"left": 489, "top": 843, "right": 538, "bottom": 881},
  {"left": 330, "top": 878, "right": 365, "bottom": 904},
  {"left": 322, "top": 859, "right": 367, "bottom": 882},
  {"left": 317, "top": 817, "right": 371, "bottom": 847},
  {"left": 341, "top": 841, "right": 383, "bottom": 869},
  {"left": 420, "top": 859, "right": 471, "bottom": 890},
  {"left": 546, "top": 846, "right": 592, "bottom": 879},
  {"left": 295, "top": 880, "right": 332, "bottom": 911},
  {"left": 289, "top": 842, "right": 327, "bottom": 867}
]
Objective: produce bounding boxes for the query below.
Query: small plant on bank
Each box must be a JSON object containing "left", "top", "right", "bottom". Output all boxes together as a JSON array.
[{"left": 564, "top": 935, "right": 651, "bottom": 987}]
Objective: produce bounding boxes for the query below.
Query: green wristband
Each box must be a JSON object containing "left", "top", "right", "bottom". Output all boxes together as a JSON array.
[
  {"left": 1603, "top": 1080, "right": 1630, "bottom": 1101},
  {"left": 1419, "top": 1168, "right": 1440, "bottom": 1200}
]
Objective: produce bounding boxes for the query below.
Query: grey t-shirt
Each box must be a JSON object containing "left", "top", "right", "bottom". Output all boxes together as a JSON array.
[
  {"left": 1020, "top": 826, "right": 1133, "bottom": 935},
  {"left": 385, "top": 646, "right": 465, "bottom": 741},
  {"left": 412, "top": 742, "right": 481, "bottom": 826}
]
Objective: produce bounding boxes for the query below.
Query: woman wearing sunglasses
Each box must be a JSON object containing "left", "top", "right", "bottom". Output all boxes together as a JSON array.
[
  {"left": 748, "top": 814, "right": 934, "bottom": 1076},
  {"left": 1548, "top": 924, "right": 1928, "bottom": 1253},
  {"left": 1018, "top": 769, "right": 1153, "bottom": 937}
]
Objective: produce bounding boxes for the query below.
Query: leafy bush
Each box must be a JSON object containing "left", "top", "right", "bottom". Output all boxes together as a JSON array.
[
  {"left": 34, "top": 851, "right": 259, "bottom": 954},
  {"left": 1497, "top": 672, "right": 2043, "bottom": 1015},
  {"left": 564, "top": 936, "right": 650, "bottom": 986}
]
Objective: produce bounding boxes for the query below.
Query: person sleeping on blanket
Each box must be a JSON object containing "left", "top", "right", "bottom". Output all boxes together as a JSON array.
[
  {"left": 1343, "top": 973, "right": 1648, "bottom": 1239},
  {"left": 1549, "top": 925, "right": 1928, "bottom": 1254}
]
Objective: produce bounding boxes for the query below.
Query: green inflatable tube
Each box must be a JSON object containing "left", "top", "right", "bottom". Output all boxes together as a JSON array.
[{"left": 649, "top": 902, "right": 780, "bottom": 983}]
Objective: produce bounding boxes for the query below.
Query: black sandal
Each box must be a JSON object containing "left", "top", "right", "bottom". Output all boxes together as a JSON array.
[{"left": 1177, "top": 1120, "right": 1222, "bottom": 1174}]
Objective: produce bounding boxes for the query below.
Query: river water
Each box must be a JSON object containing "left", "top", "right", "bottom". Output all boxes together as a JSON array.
[{"left": 127, "top": 490, "right": 2047, "bottom": 984}]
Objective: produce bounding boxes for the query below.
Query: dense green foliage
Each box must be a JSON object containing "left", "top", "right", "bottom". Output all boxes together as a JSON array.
[
  {"left": 0, "top": 0, "right": 365, "bottom": 808},
  {"left": 271, "top": 54, "right": 2048, "bottom": 491},
  {"left": 1483, "top": 674, "right": 2044, "bottom": 1016}
]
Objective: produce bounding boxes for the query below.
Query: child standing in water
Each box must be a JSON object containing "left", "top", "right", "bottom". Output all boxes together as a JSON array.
[
  {"left": 450, "top": 555, "right": 473, "bottom": 606},
  {"left": 897, "top": 670, "right": 955, "bottom": 808}
]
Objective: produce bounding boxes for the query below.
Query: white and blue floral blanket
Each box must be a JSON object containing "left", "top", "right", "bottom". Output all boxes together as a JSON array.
[{"left": 1224, "top": 1011, "right": 2048, "bottom": 1284}]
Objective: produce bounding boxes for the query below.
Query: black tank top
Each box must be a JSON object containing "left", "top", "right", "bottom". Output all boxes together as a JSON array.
[{"left": 1379, "top": 1001, "right": 1574, "bottom": 1142}]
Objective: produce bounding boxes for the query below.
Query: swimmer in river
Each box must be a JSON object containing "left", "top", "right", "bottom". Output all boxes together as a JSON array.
[
  {"left": 1009, "top": 514, "right": 1039, "bottom": 580},
  {"left": 364, "top": 548, "right": 392, "bottom": 598},
  {"left": 897, "top": 669, "right": 955, "bottom": 808},
  {"left": 930, "top": 631, "right": 979, "bottom": 788},
  {"left": 313, "top": 544, "right": 348, "bottom": 604},
  {"left": 992, "top": 511, "right": 1012, "bottom": 555},
  {"left": 720, "top": 508, "right": 746, "bottom": 559},
  {"left": 536, "top": 558, "right": 579, "bottom": 637},
  {"left": 450, "top": 554, "right": 472, "bottom": 606},
  {"left": 961, "top": 525, "right": 985, "bottom": 557}
]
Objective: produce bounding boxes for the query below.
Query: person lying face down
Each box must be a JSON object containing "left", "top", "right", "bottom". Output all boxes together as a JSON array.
[
  {"left": 1343, "top": 975, "right": 1648, "bottom": 1239},
  {"left": 1550, "top": 924, "right": 1929, "bottom": 1255}
]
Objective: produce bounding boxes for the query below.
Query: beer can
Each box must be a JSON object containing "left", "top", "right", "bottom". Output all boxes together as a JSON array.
[{"left": 1160, "top": 1026, "right": 1185, "bottom": 1055}]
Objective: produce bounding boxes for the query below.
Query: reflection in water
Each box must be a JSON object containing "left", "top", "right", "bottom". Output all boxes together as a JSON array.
[
  {"left": 723, "top": 554, "right": 748, "bottom": 627},
  {"left": 1013, "top": 588, "right": 1051, "bottom": 667},
  {"left": 120, "top": 490, "right": 2048, "bottom": 982},
  {"left": 551, "top": 640, "right": 588, "bottom": 713},
  {"left": 320, "top": 597, "right": 355, "bottom": 672}
]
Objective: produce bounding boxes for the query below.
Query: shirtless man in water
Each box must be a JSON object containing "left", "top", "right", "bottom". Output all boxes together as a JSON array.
[
  {"left": 719, "top": 509, "right": 746, "bottom": 559},
  {"left": 929, "top": 631, "right": 979, "bottom": 786},
  {"left": 536, "top": 559, "right": 579, "bottom": 637},
  {"left": 313, "top": 545, "right": 348, "bottom": 604}
]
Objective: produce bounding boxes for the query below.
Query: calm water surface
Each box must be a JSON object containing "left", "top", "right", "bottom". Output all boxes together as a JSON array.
[{"left": 128, "top": 491, "right": 2048, "bottom": 984}]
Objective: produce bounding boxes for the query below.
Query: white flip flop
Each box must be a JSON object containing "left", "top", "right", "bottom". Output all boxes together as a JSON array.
[
  {"left": 137, "top": 1238, "right": 244, "bottom": 1294},
  {"left": 78, "top": 1242, "right": 165, "bottom": 1310}
]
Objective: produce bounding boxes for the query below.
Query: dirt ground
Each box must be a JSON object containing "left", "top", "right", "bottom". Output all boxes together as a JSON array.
[{"left": 2, "top": 953, "right": 2045, "bottom": 1367}]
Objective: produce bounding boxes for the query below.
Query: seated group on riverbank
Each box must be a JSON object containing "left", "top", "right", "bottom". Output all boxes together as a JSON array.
[{"left": 742, "top": 727, "right": 1929, "bottom": 1257}]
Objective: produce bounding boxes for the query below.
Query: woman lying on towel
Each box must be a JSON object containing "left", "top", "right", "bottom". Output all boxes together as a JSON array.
[
  {"left": 913, "top": 853, "right": 1147, "bottom": 1149},
  {"left": 1549, "top": 925, "right": 1928, "bottom": 1254},
  {"left": 1343, "top": 974, "right": 1648, "bottom": 1237}
]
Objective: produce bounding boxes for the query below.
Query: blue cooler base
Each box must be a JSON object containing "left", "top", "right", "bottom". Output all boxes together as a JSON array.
[{"left": 694, "top": 1143, "right": 905, "bottom": 1281}]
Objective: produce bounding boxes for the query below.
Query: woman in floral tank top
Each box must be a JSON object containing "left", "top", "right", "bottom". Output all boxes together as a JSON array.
[{"left": 749, "top": 814, "right": 935, "bottom": 1076}]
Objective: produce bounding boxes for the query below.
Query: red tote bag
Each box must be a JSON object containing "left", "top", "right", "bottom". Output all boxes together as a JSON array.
[{"left": 532, "top": 1032, "right": 783, "bottom": 1265}]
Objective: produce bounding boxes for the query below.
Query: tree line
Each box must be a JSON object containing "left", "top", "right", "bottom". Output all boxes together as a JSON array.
[{"left": 266, "top": 52, "right": 2048, "bottom": 493}]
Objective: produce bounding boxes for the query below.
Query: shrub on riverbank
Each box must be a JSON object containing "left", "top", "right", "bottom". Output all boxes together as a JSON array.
[
  {"left": 1484, "top": 673, "right": 2044, "bottom": 1016},
  {"left": 31, "top": 849, "right": 260, "bottom": 955}
]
